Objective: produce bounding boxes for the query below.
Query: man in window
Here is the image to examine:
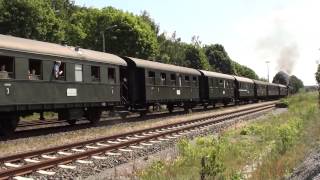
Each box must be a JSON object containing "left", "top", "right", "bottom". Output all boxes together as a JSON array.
[
  {"left": 53, "top": 61, "right": 63, "bottom": 79},
  {"left": 0, "top": 65, "right": 8, "bottom": 79}
]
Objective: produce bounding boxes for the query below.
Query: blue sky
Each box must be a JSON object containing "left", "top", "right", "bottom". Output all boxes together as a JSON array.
[{"left": 74, "top": 0, "right": 319, "bottom": 85}]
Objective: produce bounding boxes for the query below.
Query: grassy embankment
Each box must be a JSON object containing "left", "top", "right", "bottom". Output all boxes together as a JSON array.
[{"left": 139, "top": 92, "right": 320, "bottom": 180}]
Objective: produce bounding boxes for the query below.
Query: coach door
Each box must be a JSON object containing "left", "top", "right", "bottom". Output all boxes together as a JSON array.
[{"left": 120, "top": 67, "right": 129, "bottom": 104}]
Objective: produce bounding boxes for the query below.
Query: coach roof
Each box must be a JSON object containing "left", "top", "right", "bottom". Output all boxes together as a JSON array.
[
  {"left": 125, "top": 57, "right": 201, "bottom": 76},
  {"left": 0, "top": 34, "right": 127, "bottom": 66},
  {"left": 269, "top": 83, "right": 280, "bottom": 86},
  {"left": 253, "top": 80, "right": 269, "bottom": 85},
  {"left": 278, "top": 84, "right": 287, "bottom": 88},
  {"left": 200, "top": 70, "right": 235, "bottom": 80},
  {"left": 233, "top": 75, "right": 254, "bottom": 83}
]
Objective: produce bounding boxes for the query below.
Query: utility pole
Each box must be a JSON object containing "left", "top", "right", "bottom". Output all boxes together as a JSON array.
[
  {"left": 101, "top": 25, "right": 118, "bottom": 52},
  {"left": 266, "top": 61, "right": 270, "bottom": 82}
]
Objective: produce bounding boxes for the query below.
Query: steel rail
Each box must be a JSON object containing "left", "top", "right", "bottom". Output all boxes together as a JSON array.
[
  {"left": 0, "top": 103, "right": 275, "bottom": 179},
  {"left": 0, "top": 101, "right": 276, "bottom": 163}
]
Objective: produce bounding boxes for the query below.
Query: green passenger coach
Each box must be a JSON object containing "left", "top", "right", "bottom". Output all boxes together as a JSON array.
[
  {"left": 121, "top": 57, "right": 201, "bottom": 113},
  {"left": 0, "top": 35, "right": 127, "bottom": 135}
]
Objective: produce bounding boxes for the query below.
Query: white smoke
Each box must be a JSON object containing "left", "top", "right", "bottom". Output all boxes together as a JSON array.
[{"left": 256, "top": 18, "right": 300, "bottom": 75}]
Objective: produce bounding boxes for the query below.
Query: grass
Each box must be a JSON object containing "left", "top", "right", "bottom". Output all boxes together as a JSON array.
[
  {"left": 139, "top": 92, "right": 320, "bottom": 180},
  {"left": 20, "top": 112, "right": 57, "bottom": 121}
]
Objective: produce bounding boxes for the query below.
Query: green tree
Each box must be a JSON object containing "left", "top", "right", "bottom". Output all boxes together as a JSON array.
[
  {"left": 204, "top": 44, "right": 234, "bottom": 74},
  {"left": 0, "top": 0, "right": 65, "bottom": 43},
  {"left": 316, "top": 64, "right": 320, "bottom": 85},
  {"left": 140, "top": 10, "right": 159, "bottom": 35},
  {"left": 65, "top": 7, "right": 159, "bottom": 59},
  {"left": 157, "top": 32, "right": 189, "bottom": 66},
  {"left": 185, "top": 45, "right": 210, "bottom": 70},
  {"left": 289, "top": 75, "right": 304, "bottom": 94},
  {"left": 232, "top": 61, "right": 259, "bottom": 79}
]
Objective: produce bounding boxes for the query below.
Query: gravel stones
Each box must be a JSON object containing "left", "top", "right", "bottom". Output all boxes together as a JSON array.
[{"left": 288, "top": 148, "right": 320, "bottom": 180}]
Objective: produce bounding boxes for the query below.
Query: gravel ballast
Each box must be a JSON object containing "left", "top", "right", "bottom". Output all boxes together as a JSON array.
[{"left": 19, "top": 107, "right": 285, "bottom": 179}]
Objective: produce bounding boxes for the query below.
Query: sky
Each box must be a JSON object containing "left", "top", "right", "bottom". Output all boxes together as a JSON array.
[{"left": 74, "top": 0, "right": 320, "bottom": 85}]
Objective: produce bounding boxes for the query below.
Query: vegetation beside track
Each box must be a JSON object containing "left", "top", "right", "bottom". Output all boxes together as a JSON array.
[
  {"left": 139, "top": 92, "right": 320, "bottom": 180},
  {"left": 20, "top": 112, "right": 57, "bottom": 121}
]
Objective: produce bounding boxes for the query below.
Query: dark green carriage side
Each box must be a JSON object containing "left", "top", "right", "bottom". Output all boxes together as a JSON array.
[
  {"left": 279, "top": 84, "right": 288, "bottom": 97},
  {"left": 267, "top": 83, "right": 280, "bottom": 99},
  {"left": 122, "top": 57, "right": 200, "bottom": 111},
  {"left": 199, "top": 70, "right": 235, "bottom": 105},
  {"left": 0, "top": 52, "right": 123, "bottom": 110},
  {"left": 0, "top": 35, "right": 127, "bottom": 135},
  {"left": 233, "top": 76, "right": 255, "bottom": 101},
  {"left": 253, "top": 80, "right": 268, "bottom": 100}
]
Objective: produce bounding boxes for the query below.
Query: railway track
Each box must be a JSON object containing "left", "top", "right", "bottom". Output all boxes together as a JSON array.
[
  {"left": 17, "top": 103, "right": 229, "bottom": 129},
  {"left": 0, "top": 102, "right": 277, "bottom": 179}
]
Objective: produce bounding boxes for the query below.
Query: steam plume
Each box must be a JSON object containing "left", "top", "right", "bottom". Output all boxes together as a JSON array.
[
  {"left": 276, "top": 44, "right": 299, "bottom": 74},
  {"left": 256, "top": 18, "right": 300, "bottom": 75}
]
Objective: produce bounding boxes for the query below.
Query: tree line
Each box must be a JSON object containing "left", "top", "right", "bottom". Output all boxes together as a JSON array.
[{"left": 0, "top": 0, "right": 266, "bottom": 80}]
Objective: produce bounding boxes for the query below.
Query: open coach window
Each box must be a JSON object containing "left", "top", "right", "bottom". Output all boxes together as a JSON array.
[
  {"left": 170, "top": 74, "right": 176, "bottom": 85},
  {"left": 148, "top": 71, "right": 155, "bottom": 85},
  {"left": 0, "top": 55, "right": 14, "bottom": 79},
  {"left": 91, "top": 66, "right": 100, "bottom": 82},
  {"left": 193, "top": 76, "right": 197, "bottom": 86},
  {"left": 53, "top": 61, "right": 65, "bottom": 80},
  {"left": 160, "top": 73, "right": 166, "bottom": 85},
  {"left": 108, "top": 68, "right": 116, "bottom": 84},
  {"left": 29, "top": 59, "right": 42, "bottom": 80},
  {"left": 185, "top": 75, "right": 190, "bottom": 86}
]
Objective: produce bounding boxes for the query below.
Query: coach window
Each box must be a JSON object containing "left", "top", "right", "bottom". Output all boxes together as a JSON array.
[
  {"left": 209, "top": 78, "right": 213, "bottom": 87},
  {"left": 29, "top": 59, "right": 42, "bottom": 80},
  {"left": 53, "top": 61, "right": 66, "bottom": 80},
  {"left": 193, "top": 76, "right": 197, "bottom": 86},
  {"left": 75, "top": 64, "right": 83, "bottom": 82},
  {"left": 170, "top": 74, "right": 176, "bottom": 85},
  {"left": 0, "top": 55, "right": 14, "bottom": 79},
  {"left": 160, "top": 73, "right": 166, "bottom": 85},
  {"left": 178, "top": 75, "right": 182, "bottom": 87},
  {"left": 148, "top": 71, "right": 155, "bottom": 85},
  {"left": 91, "top": 66, "right": 100, "bottom": 82},
  {"left": 185, "top": 75, "right": 190, "bottom": 86},
  {"left": 219, "top": 79, "right": 223, "bottom": 86},
  {"left": 108, "top": 68, "right": 116, "bottom": 84}
]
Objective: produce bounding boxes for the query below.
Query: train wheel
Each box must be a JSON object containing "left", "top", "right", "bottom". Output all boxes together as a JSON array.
[
  {"left": 86, "top": 109, "right": 102, "bottom": 126},
  {"left": 223, "top": 101, "right": 228, "bottom": 107},
  {"left": 67, "top": 119, "right": 77, "bottom": 126},
  {"left": 139, "top": 111, "right": 147, "bottom": 117},
  {"left": 0, "top": 114, "right": 19, "bottom": 136},
  {"left": 167, "top": 105, "right": 174, "bottom": 113},
  {"left": 185, "top": 108, "right": 192, "bottom": 113},
  {"left": 120, "top": 113, "right": 127, "bottom": 119},
  {"left": 212, "top": 103, "right": 216, "bottom": 108}
]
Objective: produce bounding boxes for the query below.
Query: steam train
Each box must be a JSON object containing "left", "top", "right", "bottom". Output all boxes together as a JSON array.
[{"left": 0, "top": 35, "right": 288, "bottom": 136}]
